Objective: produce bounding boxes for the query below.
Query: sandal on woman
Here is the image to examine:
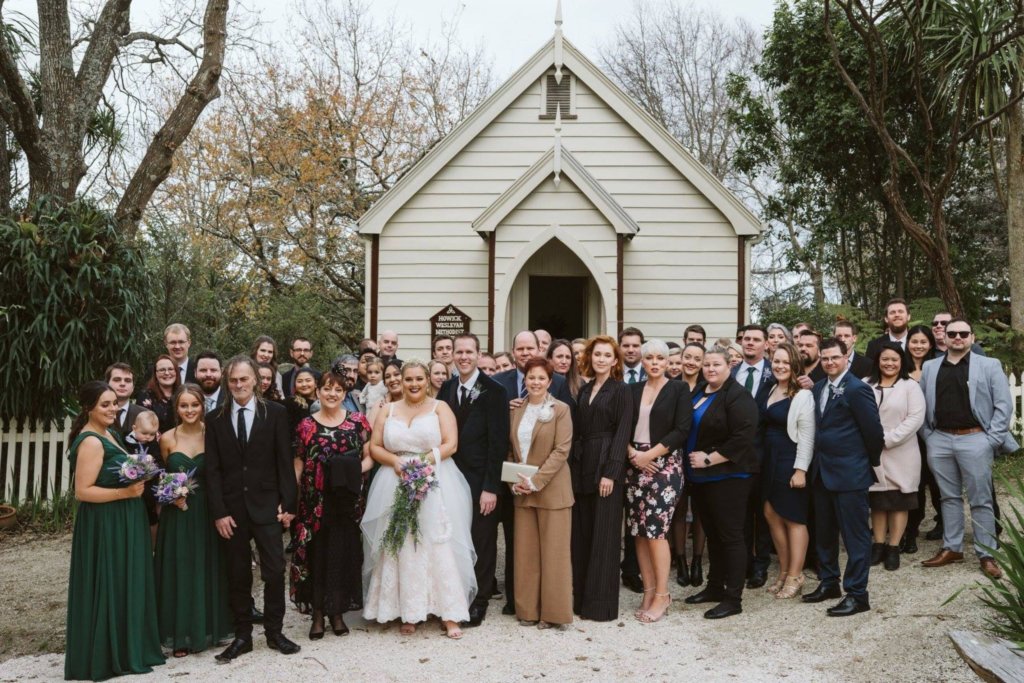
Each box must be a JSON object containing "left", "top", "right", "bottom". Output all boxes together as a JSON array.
[
  {"left": 399, "top": 622, "right": 417, "bottom": 635},
  {"left": 766, "top": 574, "right": 786, "bottom": 594},
  {"left": 634, "top": 587, "right": 656, "bottom": 619},
  {"left": 173, "top": 648, "right": 189, "bottom": 658},
  {"left": 444, "top": 621, "right": 463, "bottom": 640},
  {"left": 775, "top": 574, "right": 805, "bottom": 599},
  {"left": 638, "top": 593, "right": 672, "bottom": 623}
]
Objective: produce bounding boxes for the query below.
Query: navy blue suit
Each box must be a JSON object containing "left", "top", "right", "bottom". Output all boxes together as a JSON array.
[{"left": 810, "top": 372, "right": 884, "bottom": 601}]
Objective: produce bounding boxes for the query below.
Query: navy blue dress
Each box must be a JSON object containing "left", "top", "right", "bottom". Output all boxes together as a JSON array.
[{"left": 758, "top": 396, "right": 808, "bottom": 524}]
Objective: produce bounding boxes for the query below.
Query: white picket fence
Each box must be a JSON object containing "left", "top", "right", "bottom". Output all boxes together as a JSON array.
[{"left": 2, "top": 375, "right": 1024, "bottom": 503}]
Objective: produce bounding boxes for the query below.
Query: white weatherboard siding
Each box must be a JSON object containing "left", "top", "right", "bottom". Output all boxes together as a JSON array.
[{"left": 364, "top": 32, "right": 760, "bottom": 358}]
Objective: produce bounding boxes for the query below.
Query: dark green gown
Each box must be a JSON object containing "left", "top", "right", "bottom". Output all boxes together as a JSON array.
[
  {"left": 153, "top": 452, "right": 233, "bottom": 651},
  {"left": 64, "top": 430, "right": 165, "bottom": 681}
]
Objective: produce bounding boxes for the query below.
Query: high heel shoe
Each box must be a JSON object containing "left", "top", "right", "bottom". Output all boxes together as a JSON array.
[
  {"left": 331, "top": 615, "right": 349, "bottom": 636},
  {"left": 689, "top": 556, "right": 703, "bottom": 587},
  {"left": 775, "top": 574, "right": 805, "bottom": 599},
  {"left": 675, "top": 556, "right": 689, "bottom": 587},
  {"left": 309, "top": 616, "right": 326, "bottom": 640},
  {"left": 766, "top": 574, "right": 786, "bottom": 594},
  {"left": 634, "top": 588, "right": 655, "bottom": 619},
  {"left": 638, "top": 593, "right": 672, "bottom": 623}
]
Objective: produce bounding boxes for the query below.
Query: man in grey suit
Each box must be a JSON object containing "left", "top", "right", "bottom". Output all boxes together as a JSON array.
[{"left": 919, "top": 318, "right": 1017, "bottom": 579}]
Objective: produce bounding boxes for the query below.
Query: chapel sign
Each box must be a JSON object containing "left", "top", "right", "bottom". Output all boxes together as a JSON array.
[{"left": 430, "top": 304, "right": 471, "bottom": 339}]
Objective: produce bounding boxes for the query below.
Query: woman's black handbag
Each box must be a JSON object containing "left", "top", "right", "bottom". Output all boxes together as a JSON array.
[{"left": 326, "top": 448, "right": 363, "bottom": 495}]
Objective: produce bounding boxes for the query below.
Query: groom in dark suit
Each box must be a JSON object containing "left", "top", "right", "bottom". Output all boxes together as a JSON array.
[
  {"left": 802, "top": 338, "right": 884, "bottom": 616},
  {"left": 440, "top": 334, "right": 509, "bottom": 626},
  {"left": 206, "top": 356, "right": 300, "bottom": 661}
]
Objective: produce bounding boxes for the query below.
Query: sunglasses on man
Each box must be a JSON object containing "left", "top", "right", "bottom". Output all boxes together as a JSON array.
[
  {"left": 946, "top": 330, "right": 971, "bottom": 339},
  {"left": 931, "top": 319, "right": 949, "bottom": 327}
]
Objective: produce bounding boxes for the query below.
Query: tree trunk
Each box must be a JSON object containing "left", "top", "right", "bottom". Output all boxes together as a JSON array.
[
  {"left": 0, "top": 121, "right": 10, "bottom": 216},
  {"left": 1007, "top": 99, "right": 1024, "bottom": 331}
]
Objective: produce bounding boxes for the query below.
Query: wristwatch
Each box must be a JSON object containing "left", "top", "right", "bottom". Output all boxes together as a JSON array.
[{"left": 703, "top": 455, "right": 712, "bottom": 467}]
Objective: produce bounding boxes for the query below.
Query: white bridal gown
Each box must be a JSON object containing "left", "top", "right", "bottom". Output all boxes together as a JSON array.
[{"left": 362, "top": 401, "right": 477, "bottom": 624}]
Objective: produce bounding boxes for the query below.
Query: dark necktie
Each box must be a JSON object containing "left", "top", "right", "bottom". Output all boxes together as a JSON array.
[
  {"left": 460, "top": 386, "right": 469, "bottom": 405},
  {"left": 236, "top": 407, "right": 247, "bottom": 447},
  {"left": 822, "top": 384, "right": 835, "bottom": 415},
  {"left": 118, "top": 407, "right": 127, "bottom": 431},
  {"left": 745, "top": 366, "right": 756, "bottom": 392},
  {"left": 519, "top": 377, "right": 527, "bottom": 399},
  {"left": 627, "top": 368, "right": 637, "bottom": 384}
]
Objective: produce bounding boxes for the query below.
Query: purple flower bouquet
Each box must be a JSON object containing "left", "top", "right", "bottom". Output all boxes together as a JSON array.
[
  {"left": 381, "top": 456, "right": 438, "bottom": 556},
  {"left": 152, "top": 469, "right": 198, "bottom": 511},
  {"left": 112, "top": 451, "right": 162, "bottom": 484}
]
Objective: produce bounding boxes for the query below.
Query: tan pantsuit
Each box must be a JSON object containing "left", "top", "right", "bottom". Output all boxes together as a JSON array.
[{"left": 510, "top": 398, "right": 574, "bottom": 625}]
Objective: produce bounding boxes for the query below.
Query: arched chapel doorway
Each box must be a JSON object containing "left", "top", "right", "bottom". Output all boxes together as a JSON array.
[{"left": 506, "top": 238, "right": 603, "bottom": 341}]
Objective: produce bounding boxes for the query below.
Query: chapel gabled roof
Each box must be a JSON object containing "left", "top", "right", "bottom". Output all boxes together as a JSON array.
[{"left": 357, "top": 35, "right": 762, "bottom": 237}]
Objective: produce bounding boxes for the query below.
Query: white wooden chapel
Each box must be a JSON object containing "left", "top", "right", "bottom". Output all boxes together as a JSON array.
[{"left": 358, "top": 2, "right": 762, "bottom": 357}]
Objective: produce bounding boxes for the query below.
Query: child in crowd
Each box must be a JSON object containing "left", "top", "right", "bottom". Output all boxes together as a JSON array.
[
  {"left": 362, "top": 358, "right": 388, "bottom": 424},
  {"left": 123, "top": 409, "right": 163, "bottom": 543}
]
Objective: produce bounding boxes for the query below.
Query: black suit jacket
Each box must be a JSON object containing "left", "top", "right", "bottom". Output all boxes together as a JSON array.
[
  {"left": 111, "top": 402, "right": 145, "bottom": 437},
  {"left": 281, "top": 365, "right": 322, "bottom": 398},
  {"left": 205, "top": 398, "right": 297, "bottom": 525},
  {"left": 628, "top": 380, "right": 693, "bottom": 452},
  {"left": 493, "top": 367, "right": 574, "bottom": 407},
  {"left": 440, "top": 372, "right": 509, "bottom": 497},
  {"left": 848, "top": 351, "right": 873, "bottom": 380},
  {"left": 690, "top": 377, "right": 760, "bottom": 475}
]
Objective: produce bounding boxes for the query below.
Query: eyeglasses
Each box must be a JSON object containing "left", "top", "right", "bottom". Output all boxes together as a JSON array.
[
  {"left": 931, "top": 320, "right": 949, "bottom": 327},
  {"left": 946, "top": 330, "right": 972, "bottom": 339}
]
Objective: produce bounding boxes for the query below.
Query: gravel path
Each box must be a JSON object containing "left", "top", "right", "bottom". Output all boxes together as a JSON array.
[{"left": 0, "top": 528, "right": 1000, "bottom": 682}]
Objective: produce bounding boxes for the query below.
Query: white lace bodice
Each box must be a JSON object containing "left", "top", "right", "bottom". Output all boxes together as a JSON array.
[{"left": 383, "top": 402, "right": 442, "bottom": 455}]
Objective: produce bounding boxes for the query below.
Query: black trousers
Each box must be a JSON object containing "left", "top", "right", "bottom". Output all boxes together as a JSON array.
[
  {"left": 223, "top": 515, "right": 286, "bottom": 639},
  {"left": 692, "top": 477, "right": 753, "bottom": 604},
  {"left": 498, "top": 492, "right": 515, "bottom": 606},
  {"left": 744, "top": 474, "right": 773, "bottom": 574},
  {"left": 571, "top": 486, "right": 624, "bottom": 621},
  {"left": 620, "top": 499, "right": 639, "bottom": 579},
  {"left": 469, "top": 496, "right": 500, "bottom": 612}
]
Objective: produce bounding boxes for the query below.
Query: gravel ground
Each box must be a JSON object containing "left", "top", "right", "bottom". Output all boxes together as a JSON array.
[{"left": 0, "top": 524, "right": 1002, "bottom": 683}]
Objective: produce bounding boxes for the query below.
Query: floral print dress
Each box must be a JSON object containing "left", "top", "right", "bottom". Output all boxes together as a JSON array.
[{"left": 289, "top": 413, "right": 371, "bottom": 617}]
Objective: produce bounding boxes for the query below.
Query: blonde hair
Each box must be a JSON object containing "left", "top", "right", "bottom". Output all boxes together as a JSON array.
[{"left": 133, "top": 409, "right": 159, "bottom": 430}]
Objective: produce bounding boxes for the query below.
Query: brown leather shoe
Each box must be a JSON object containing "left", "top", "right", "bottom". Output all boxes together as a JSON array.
[
  {"left": 921, "top": 549, "right": 964, "bottom": 567},
  {"left": 980, "top": 557, "right": 1003, "bottom": 579}
]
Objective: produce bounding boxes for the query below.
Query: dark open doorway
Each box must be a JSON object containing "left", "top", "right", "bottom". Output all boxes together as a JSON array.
[{"left": 529, "top": 275, "right": 587, "bottom": 340}]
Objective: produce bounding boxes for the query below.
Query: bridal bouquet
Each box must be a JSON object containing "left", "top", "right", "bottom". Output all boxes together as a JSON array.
[
  {"left": 152, "top": 469, "right": 198, "bottom": 511},
  {"left": 381, "top": 456, "right": 438, "bottom": 556},
  {"left": 113, "top": 451, "right": 162, "bottom": 483}
]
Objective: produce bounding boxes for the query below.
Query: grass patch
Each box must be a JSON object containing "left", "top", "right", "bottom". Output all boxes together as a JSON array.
[
  {"left": 994, "top": 451, "right": 1024, "bottom": 483},
  {"left": 2, "top": 483, "right": 77, "bottom": 536}
]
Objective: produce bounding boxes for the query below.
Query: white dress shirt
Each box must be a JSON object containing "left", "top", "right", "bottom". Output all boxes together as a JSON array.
[
  {"left": 739, "top": 360, "right": 764, "bottom": 394},
  {"left": 458, "top": 369, "right": 480, "bottom": 405},
  {"left": 177, "top": 358, "right": 190, "bottom": 384},
  {"left": 232, "top": 395, "right": 256, "bottom": 437}
]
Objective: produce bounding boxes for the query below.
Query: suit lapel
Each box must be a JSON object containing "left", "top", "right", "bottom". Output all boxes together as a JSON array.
[{"left": 822, "top": 376, "right": 848, "bottom": 418}]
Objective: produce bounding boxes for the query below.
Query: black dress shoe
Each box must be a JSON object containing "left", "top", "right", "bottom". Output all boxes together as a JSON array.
[
  {"left": 215, "top": 638, "right": 252, "bottom": 663},
  {"left": 870, "top": 542, "right": 885, "bottom": 566},
  {"left": 801, "top": 582, "right": 841, "bottom": 603},
  {"left": 501, "top": 603, "right": 516, "bottom": 616},
  {"left": 689, "top": 556, "right": 703, "bottom": 587},
  {"left": 884, "top": 545, "right": 900, "bottom": 571},
  {"left": 675, "top": 555, "right": 689, "bottom": 587},
  {"left": 746, "top": 569, "right": 767, "bottom": 589},
  {"left": 924, "top": 524, "right": 944, "bottom": 541},
  {"left": 704, "top": 601, "right": 742, "bottom": 619},
  {"left": 622, "top": 574, "right": 644, "bottom": 594},
  {"left": 249, "top": 605, "right": 264, "bottom": 624},
  {"left": 465, "top": 606, "right": 486, "bottom": 627},
  {"left": 266, "top": 632, "right": 301, "bottom": 655},
  {"left": 900, "top": 535, "right": 918, "bottom": 554},
  {"left": 684, "top": 587, "right": 723, "bottom": 605},
  {"left": 826, "top": 594, "right": 870, "bottom": 616}
]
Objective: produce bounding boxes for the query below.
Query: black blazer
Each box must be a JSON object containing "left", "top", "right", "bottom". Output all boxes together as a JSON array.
[
  {"left": 111, "top": 402, "right": 145, "bottom": 437},
  {"left": 628, "top": 380, "right": 693, "bottom": 452},
  {"left": 493, "top": 367, "right": 574, "bottom": 408},
  {"left": 280, "top": 365, "right": 322, "bottom": 398},
  {"left": 690, "top": 377, "right": 759, "bottom": 475},
  {"left": 440, "top": 372, "right": 510, "bottom": 497},
  {"left": 848, "top": 351, "right": 873, "bottom": 379},
  {"left": 205, "top": 398, "right": 297, "bottom": 525}
]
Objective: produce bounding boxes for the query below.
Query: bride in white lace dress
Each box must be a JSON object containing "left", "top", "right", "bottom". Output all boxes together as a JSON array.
[{"left": 362, "top": 360, "right": 476, "bottom": 638}]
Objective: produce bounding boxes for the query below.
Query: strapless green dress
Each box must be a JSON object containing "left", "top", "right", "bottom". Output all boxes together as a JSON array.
[
  {"left": 153, "top": 452, "right": 233, "bottom": 651},
  {"left": 64, "top": 430, "right": 164, "bottom": 681}
]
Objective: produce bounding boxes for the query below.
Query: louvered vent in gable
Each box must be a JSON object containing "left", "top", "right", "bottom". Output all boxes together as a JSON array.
[{"left": 539, "top": 70, "right": 577, "bottom": 120}]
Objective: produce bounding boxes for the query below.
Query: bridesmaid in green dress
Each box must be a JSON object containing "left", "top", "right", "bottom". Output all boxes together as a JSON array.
[
  {"left": 65, "top": 381, "right": 165, "bottom": 681},
  {"left": 154, "top": 384, "right": 234, "bottom": 657}
]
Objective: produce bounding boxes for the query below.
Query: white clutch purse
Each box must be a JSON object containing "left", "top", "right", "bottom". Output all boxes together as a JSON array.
[{"left": 501, "top": 461, "right": 539, "bottom": 484}]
